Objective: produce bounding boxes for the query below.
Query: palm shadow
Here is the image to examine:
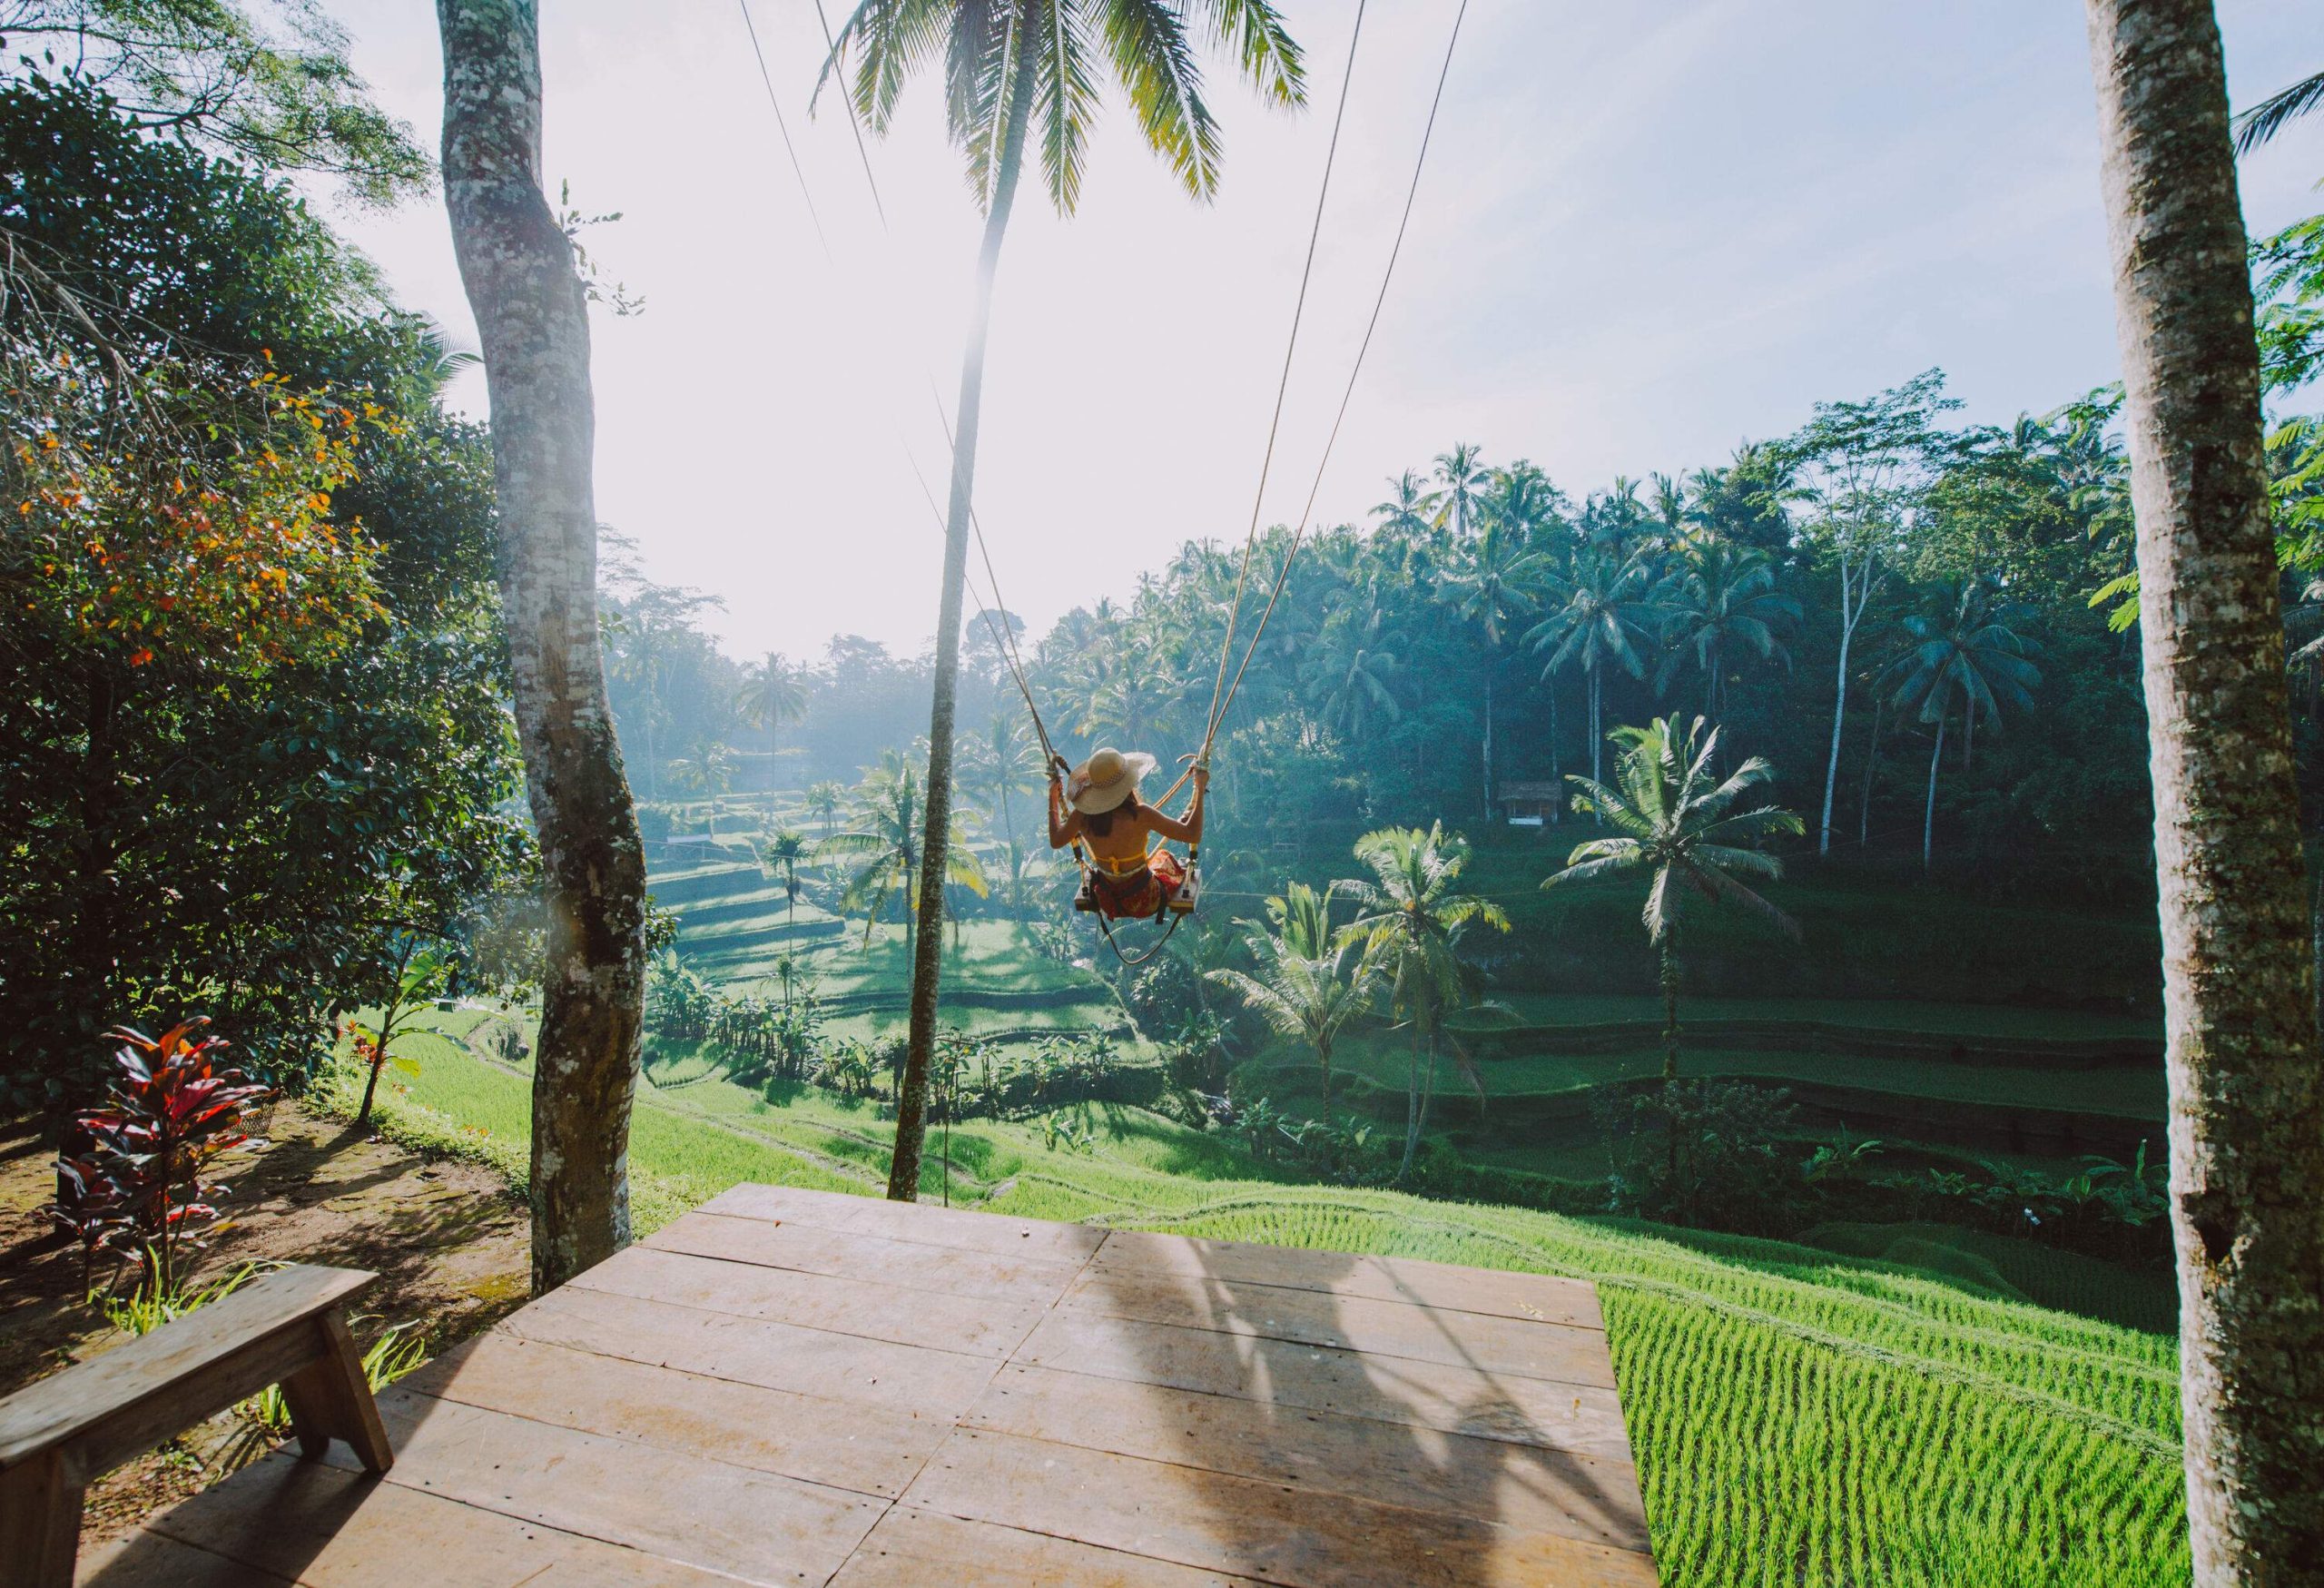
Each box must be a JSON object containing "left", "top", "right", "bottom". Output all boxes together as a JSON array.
[{"left": 1027, "top": 1227, "right": 1654, "bottom": 1583}]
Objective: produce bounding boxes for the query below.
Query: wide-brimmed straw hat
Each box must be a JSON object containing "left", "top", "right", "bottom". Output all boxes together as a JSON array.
[{"left": 1068, "top": 746, "right": 1157, "bottom": 814}]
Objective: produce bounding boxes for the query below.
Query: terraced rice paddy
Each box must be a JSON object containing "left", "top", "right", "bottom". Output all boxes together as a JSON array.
[
  {"left": 650, "top": 856, "right": 1133, "bottom": 1048},
  {"left": 1286, "top": 1036, "right": 2168, "bottom": 1120},
  {"left": 334, "top": 1035, "right": 2189, "bottom": 1588}
]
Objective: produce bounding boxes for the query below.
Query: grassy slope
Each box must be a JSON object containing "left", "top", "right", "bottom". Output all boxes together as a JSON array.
[{"left": 346, "top": 1031, "right": 2187, "bottom": 1588}]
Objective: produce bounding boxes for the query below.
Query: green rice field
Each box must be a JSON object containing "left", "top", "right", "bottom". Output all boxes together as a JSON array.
[{"left": 329, "top": 1030, "right": 2189, "bottom": 1588}]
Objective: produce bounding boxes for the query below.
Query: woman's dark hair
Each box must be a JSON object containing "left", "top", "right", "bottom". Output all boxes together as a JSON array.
[{"left": 1083, "top": 792, "right": 1139, "bottom": 839}]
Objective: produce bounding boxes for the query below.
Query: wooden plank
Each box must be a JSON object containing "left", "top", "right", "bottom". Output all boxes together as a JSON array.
[
  {"left": 649, "top": 1210, "right": 1088, "bottom": 1306},
  {"left": 1059, "top": 1267, "right": 1619, "bottom": 1386},
  {"left": 500, "top": 1285, "right": 1001, "bottom": 1417},
  {"left": 901, "top": 1426, "right": 1659, "bottom": 1588},
  {"left": 703, "top": 1183, "right": 1109, "bottom": 1263},
  {"left": 399, "top": 1332, "right": 946, "bottom": 1497},
  {"left": 0, "top": 1265, "right": 371, "bottom": 1468},
  {"left": 965, "top": 1364, "right": 1649, "bottom": 1555},
  {"left": 279, "top": 1311, "right": 393, "bottom": 1472},
  {"left": 4, "top": 1447, "right": 84, "bottom": 1588},
  {"left": 317, "top": 1388, "right": 884, "bottom": 1585},
  {"left": 833, "top": 1505, "right": 1272, "bottom": 1587},
  {"left": 1016, "top": 1312, "right": 1635, "bottom": 1464},
  {"left": 570, "top": 1243, "right": 1046, "bottom": 1359},
  {"left": 1090, "top": 1229, "right": 1603, "bottom": 1329},
  {"left": 76, "top": 1528, "right": 299, "bottom": 1586},
  {"left": 134, "top": 1452, "right": 737, "bottom": 1586}
]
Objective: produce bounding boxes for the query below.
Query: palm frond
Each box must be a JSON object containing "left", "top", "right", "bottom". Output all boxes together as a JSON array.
[
  {"left": 1101, "top": 0, "right": 1223, "bottom": 201},
  {"left": 1190, "top": 0, "right": 1305, "bottom": 108},
  {"left": 1692, "top": 862, "right": 1803, "bottom": 942},
  {"left": 2235, "top": 68, "right": 2324, "bottom": 155},
  {"left": 1543, "top": 851, "right": 1644, "bottom": 890}
]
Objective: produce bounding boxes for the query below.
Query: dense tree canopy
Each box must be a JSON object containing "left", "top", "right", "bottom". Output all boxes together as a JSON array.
[{"left": 0, "top": 74, "right": 525, "bottom": 1107}]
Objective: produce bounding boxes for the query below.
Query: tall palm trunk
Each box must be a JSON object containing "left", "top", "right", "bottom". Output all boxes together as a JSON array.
[
  {"left": 2086, "top": 3, "right": 2324, "bottom": 1574},
  {"left": 1399, "top": 1015, "right": 1424, "bottom": 1179},
  {"left": 1921, "top": 707, "right": 1947, "bottom": 873},
  {"left": 438, "top": 0, "right": 647, "bottom": 1294},
  {"left": 1658, "top": 932, "right": 1681, "bottom": 1084},
  {"left": 1548, "top": 675, "right": 1561, "bottom": 824},
  {"left": 1589, "top": 666, "right": 1604, "bottom": 798},
  {"left": 1481, "top": 667, "right": 1494, "bottom": 819},
  {"left": 996, "top": 777, "right": 1020, "bottom": 917},
  {"left": 1659, "top": 929, "right": 1680, "bottom": 1187},
  {"left": 890, "top": 39, "right": 1035, "bottom": 1202}
]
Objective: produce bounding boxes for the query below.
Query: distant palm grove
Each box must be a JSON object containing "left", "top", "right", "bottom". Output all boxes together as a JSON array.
[{"left": 606, "top": 321, "right": 2320, "bottom": 907}]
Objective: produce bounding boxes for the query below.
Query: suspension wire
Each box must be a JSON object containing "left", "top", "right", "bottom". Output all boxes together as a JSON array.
[
  {"left": 736, "top": 0, "right": 833, "bottom": 256},
  {"left": 802, "top": 0, "right": 1059, "bottom": 768},
  {"left": 1205, "top": 0, "right": 1472, "bottom": 746},
  {"left": 741, "top": 0, "right": 1462, "bottom": 962},
  {"left": 1152, "top": 0, "right": 1467, "bottom": 814},
  {"left": 1195, "top": 0, "right": 1369, "bottom": 776},
  {"left": 734, "top": 0, "right": 1040, "bottom": 756}
]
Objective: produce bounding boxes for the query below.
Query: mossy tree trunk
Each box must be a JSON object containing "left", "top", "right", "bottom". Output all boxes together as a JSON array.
[
  {"left": 2083, "top": 0, "right": 2324, "bottom": 1574},
  {"left": 438, "top": 0, "right": 647, "bottom": 1294}
]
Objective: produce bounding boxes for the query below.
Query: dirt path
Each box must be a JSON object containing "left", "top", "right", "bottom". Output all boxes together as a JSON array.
[{"left": 0, "top": 1100, "right": 528, "bottom": 1545}]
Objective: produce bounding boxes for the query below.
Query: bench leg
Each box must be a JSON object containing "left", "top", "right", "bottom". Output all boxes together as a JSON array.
[
  {"left": 278, "top": 1309, "right": 395, "bottom": 1474},
  {"left": 0, "top": 1448, "right": 85, "bottom": 1588}
]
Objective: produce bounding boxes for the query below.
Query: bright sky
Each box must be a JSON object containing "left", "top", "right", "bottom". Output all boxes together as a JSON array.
[{"left": 318, "top": 1, "right": 2319, "bottom": 665}]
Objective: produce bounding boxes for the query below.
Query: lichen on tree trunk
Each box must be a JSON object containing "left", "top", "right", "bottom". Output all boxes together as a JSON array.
[
  {"left": 2083, "top": 0, "right": 2324, "bottom": 1577},
  {"left": 437, "top": 0, "right": 647, "bottom": 1293}
]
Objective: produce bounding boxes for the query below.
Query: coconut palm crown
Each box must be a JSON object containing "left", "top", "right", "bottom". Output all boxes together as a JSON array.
[
  {"left": 821, "top": 0, "right": 1305, "bottom": 217},
  {"left": 1549, "top": 716, "right": 1803, "bottom": 1083}
]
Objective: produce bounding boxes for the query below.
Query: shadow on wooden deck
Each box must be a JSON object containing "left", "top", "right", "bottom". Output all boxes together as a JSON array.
[{"left": 78, "top": 1184, "right": 1658, "bottom": 1585}]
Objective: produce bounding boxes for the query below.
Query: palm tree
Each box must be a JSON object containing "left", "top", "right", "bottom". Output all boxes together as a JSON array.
[
  {"left": 1526, "top": 546, "right": 1657, "bottom": 793},
  {"left": 736, "top": 653, "right": 805, "bottom": 786},
  {"left": 822, "top": 0, "right": 1305, "bottom": 1204},
  {"left": 1301, "top": 595, "right": 1404, "bottom": 742},
  {"left": 666, "top": 742, "right": 736, "bottom": 801},
  {"left": 1208, "top": 918, "right": 1380, "bottom": 1119},
  {"left": 1443, "top": 487, "right": 1547, "bottom": 812},
  {"left": 1548, "top": 717, "right": 1802, "bottom": 1090},
  {"left": 804, "top": 780, "right": 845, "bottom": 837},
  {"left": 1882, "top": 580, "right": 2041, "bottom": 871},
  {"left": 753, "top": 829, "right": 812, "bottom": 927},
  {"left": 960, "top": 713, "right": 1045, "bottom": 916},
  {"left": 1656, "top": 537, "right": 1799, "bottom": 722},
  {"left": 438, "top": 0, "right": 647, "bottom": 1292},
  {"left": 1432, "top": 443, "right": 1489, "bottom": 539},
  {"left": 815, "top": 752, "right": 987, "bottom": 952},
  {"left": 2233, "top": 66, "right": 2324, "bottom": 153},
  {"left": 2086, "top": 4, "right": 2324, "bottom": 1569},
  {"left": 1340, "top": 824, "right": 1509, "bottom": 1178},
  {"left": 1372, "top": 469, "right": 1435, "bottom": 577}
]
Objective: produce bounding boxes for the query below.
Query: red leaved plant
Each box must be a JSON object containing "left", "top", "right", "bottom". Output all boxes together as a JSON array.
[{"left": 51, "top": 1019, "right": 271, "bottom": 1297}]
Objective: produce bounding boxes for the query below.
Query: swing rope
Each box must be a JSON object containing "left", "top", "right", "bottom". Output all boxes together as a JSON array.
[
  {"left": 1200, "top": 0, "right": 1471, "bottom": 753},
  {"left": 745, "top": 0, "right": 1466, "bottom": 964}
]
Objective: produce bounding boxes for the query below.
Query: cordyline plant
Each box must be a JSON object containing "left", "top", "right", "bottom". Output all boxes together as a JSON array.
[{"left": 50, "top": 1020, "right": 271, "bottom": 1298}]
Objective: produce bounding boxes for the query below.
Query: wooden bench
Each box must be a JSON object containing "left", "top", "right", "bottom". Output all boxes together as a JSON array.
[{"left": 0, "top": 1263, "right": 394, "bottom": 1587}]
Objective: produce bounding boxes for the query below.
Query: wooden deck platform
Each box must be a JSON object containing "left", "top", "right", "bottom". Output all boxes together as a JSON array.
[{"left": 76, "top": 1185, "right": 1657, "bottom": 1586}]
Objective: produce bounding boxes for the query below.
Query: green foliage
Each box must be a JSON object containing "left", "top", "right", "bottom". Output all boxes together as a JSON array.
[
  {"left": 357, "top": 1037, "right": 2189, "bottom": 1587},
  {"left": 0, "top": 5, "right": 429, "bottom": 204},
  {"left": 0, "top": 75, "right": 527, "bottom": 1105},
  {"left": 1593, "top": 1079, "right": 1803, "bottom": 1230},
  {"left": 51, "top": 1019, "right": 269, "bottom": 1296}
]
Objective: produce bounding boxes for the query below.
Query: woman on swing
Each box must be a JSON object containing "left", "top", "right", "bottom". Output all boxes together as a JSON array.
[{"left": 1049, "top": 747, "right": 1208, "bottom": 919}]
